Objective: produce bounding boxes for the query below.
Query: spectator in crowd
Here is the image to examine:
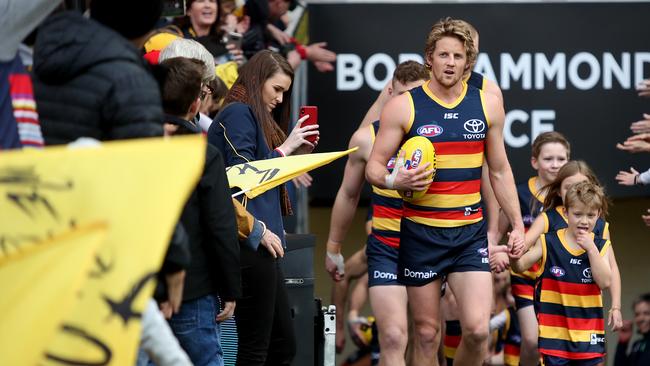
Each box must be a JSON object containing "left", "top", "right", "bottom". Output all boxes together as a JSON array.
[
  {"left": 207, "top": 50, "right": 319, "bottom": 366},
  {"left": 150, "top": 0, "right": 245, "bottom": 64},
  {"left": 0, "top": 0, "right": 55, "bottom": 149},
  {"left": 156, "top": 56, "right": 240, "bottom": 366},
  {"left": 156, "top": 36, "right": 284, "bottom": 257},
  {"left": 615, "top": 293, "right": 650, "bottom": 366},
  {"left": 160, "top": 38, "right": 217, "bottom": 80},
  {"left": 32, "top": 0, "right": 165, "bottom": 145},
  {"left": 242, "top": 0, "right": 336, "bottom": 71},
  {"left": 159, "top": 38, "right": 217, "bottom": 131}
]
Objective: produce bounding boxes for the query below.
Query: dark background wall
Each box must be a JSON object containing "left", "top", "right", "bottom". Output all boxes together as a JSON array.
[{"left": 307, "top": 2, "right": 650, "bottom": 204}]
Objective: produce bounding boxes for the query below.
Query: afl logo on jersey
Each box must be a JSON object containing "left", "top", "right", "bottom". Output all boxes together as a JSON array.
[
  {"left": 417, "top": 124, "right": 443, "bottom": 137},
  {"left": 523, "top": 214, "right": 534, "bottom": 226},
  {"left": 550, "top": 266, "right": 566, "bottom": 277},
  {"left": 477, "top": 247, "right": 488, "bottom": 257}
]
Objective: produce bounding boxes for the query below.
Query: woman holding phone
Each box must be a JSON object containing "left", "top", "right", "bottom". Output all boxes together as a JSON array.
[{"left": 207, "top": 50, "right": 318, "bottom": 366}]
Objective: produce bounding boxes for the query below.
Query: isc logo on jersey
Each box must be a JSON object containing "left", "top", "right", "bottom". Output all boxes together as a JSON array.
[
  {"left": 417, "top": 124, "right": 443, "bottom": 137},
  {"left": 397, "top": 136, "right": 436, "bottom": 201},
  {"left": 463, "top": 119, "right": 486, "bottom": 139}
]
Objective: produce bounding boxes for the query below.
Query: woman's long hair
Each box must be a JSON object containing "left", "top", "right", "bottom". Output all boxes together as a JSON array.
[
  {"left": 224, "top": 50, "right": 294, "bottom": 149},
  {"left": 542, "top": 160, "right": 609, "bottom": 216}
]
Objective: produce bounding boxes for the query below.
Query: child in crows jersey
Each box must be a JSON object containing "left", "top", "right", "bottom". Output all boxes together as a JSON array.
[
  {"left": 512, "top": 181, "right": 616, "bottom": 365},
  {"left": 523, "top": 161, "right": 623, "bottom": 334},
  {"left": 493, "top": 131, "right": 570, "bottom": 366}
]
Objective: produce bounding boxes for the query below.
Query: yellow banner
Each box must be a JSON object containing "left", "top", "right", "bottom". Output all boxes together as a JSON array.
[
  {"left": 226, "top": 148, "right": 358, "bottom": 198},
  {"left": 0, "top": 223, "right": 107, "bottom": 366},
  {"left": 0, "top": 136, "right": 204, "bottom": 365}
]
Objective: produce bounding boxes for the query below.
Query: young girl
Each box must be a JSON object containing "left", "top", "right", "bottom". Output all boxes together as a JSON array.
[
  {"left": 495, "top": 131, "right": 571, "bottom": 366},
  {"left": 512, "top": 181, "right": 616, "bottom": 365}
]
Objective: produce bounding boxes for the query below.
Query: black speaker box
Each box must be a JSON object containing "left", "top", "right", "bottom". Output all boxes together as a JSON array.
[{"left": 282, "top": 234, "right": 316, "bottom": 366}]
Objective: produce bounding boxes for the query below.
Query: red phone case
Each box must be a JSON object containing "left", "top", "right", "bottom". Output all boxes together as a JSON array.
[{"left": 299, "top": 106, "right": 318, "bottom": 144}]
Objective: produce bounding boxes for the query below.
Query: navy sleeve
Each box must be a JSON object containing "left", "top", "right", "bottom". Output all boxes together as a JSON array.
[{"left": 211, "top": 103, "right": 282, "bottom": 167}]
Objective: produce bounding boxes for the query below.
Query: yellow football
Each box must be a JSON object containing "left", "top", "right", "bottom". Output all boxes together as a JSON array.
[{"left": 397, "top": 136, "right": 436, "bottom": 201}]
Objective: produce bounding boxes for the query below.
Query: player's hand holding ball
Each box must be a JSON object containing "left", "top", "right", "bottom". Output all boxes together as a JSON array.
[{"left": 386, "top": 136, "right": 436, "bottom": 201}]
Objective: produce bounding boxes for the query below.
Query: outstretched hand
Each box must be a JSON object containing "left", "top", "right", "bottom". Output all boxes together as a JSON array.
[
  {"left": 617, "top": 133, "right": 650, "bottom": 153},
  {"left": 630, "top": 113, "right": 650, "bottom": 134},
  {"left": 615, "top": 167, "right": 639, "bottom": 186}
]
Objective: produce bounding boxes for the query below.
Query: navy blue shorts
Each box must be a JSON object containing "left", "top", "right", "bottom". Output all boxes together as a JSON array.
[
  {"left": 366, "top": 235, "right": 400, "bottom": 287},
  {"left": 542, "top": 355, "right": 604, "bottom": 366},
  {"left": 398, "top": 219, "right": 490, "bottom": 286}
]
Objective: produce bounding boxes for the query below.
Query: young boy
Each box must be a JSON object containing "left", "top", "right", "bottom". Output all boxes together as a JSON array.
[{"left": 512, "top": 181, "right": 613, "bottom": 366}]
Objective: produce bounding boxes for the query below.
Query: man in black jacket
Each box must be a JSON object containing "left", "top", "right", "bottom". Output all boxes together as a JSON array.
[
  {"left": 158, "top": 57, "right": 240, "bottom": 366},
  {"left": 32, "top": 0, "right": 165, "bottom": 145}
]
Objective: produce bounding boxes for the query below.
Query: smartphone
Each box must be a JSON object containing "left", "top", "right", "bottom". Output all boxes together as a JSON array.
[
  {"left": 299, "top": 106, "right": 318, "bottom": 144},
  {"left": 225, "top": 31, "right": 243, "bottom": 49}
]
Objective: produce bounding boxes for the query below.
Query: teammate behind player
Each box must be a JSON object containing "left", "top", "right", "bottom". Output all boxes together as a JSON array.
[{"left": 366, "top": 17, "right": 525, "bottom": 365}]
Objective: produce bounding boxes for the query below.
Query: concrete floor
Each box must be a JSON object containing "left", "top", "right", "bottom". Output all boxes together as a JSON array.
[{"left": 307, "top": 196, "right": 650, "bottom": 364}]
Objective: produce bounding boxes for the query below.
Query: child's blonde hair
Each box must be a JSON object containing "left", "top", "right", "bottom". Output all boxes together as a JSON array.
[{"left": 564, "top": 181, "right": 607, "bottom": 216}]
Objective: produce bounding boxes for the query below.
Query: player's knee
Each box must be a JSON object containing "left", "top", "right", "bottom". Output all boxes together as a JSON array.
[
  {"left": 379, "top": 325, "right": 407, "bottom": 351},
  {"left": 461, "top": 323, "right": 489, "bottom": 346},
  {"left": 414, "top": 321, "right": 440, "bottom": 347}
]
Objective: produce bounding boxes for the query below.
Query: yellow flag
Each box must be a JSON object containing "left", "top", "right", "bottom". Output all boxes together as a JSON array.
[
  {"left": 0, "top": 136, "right": 205, "bottom": 365},
  {"left": 226, "top": 148, "right": 358, "bottom": 198},
  {"left": 0, "top": 223, "right": 107, "bottom": 366}
]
